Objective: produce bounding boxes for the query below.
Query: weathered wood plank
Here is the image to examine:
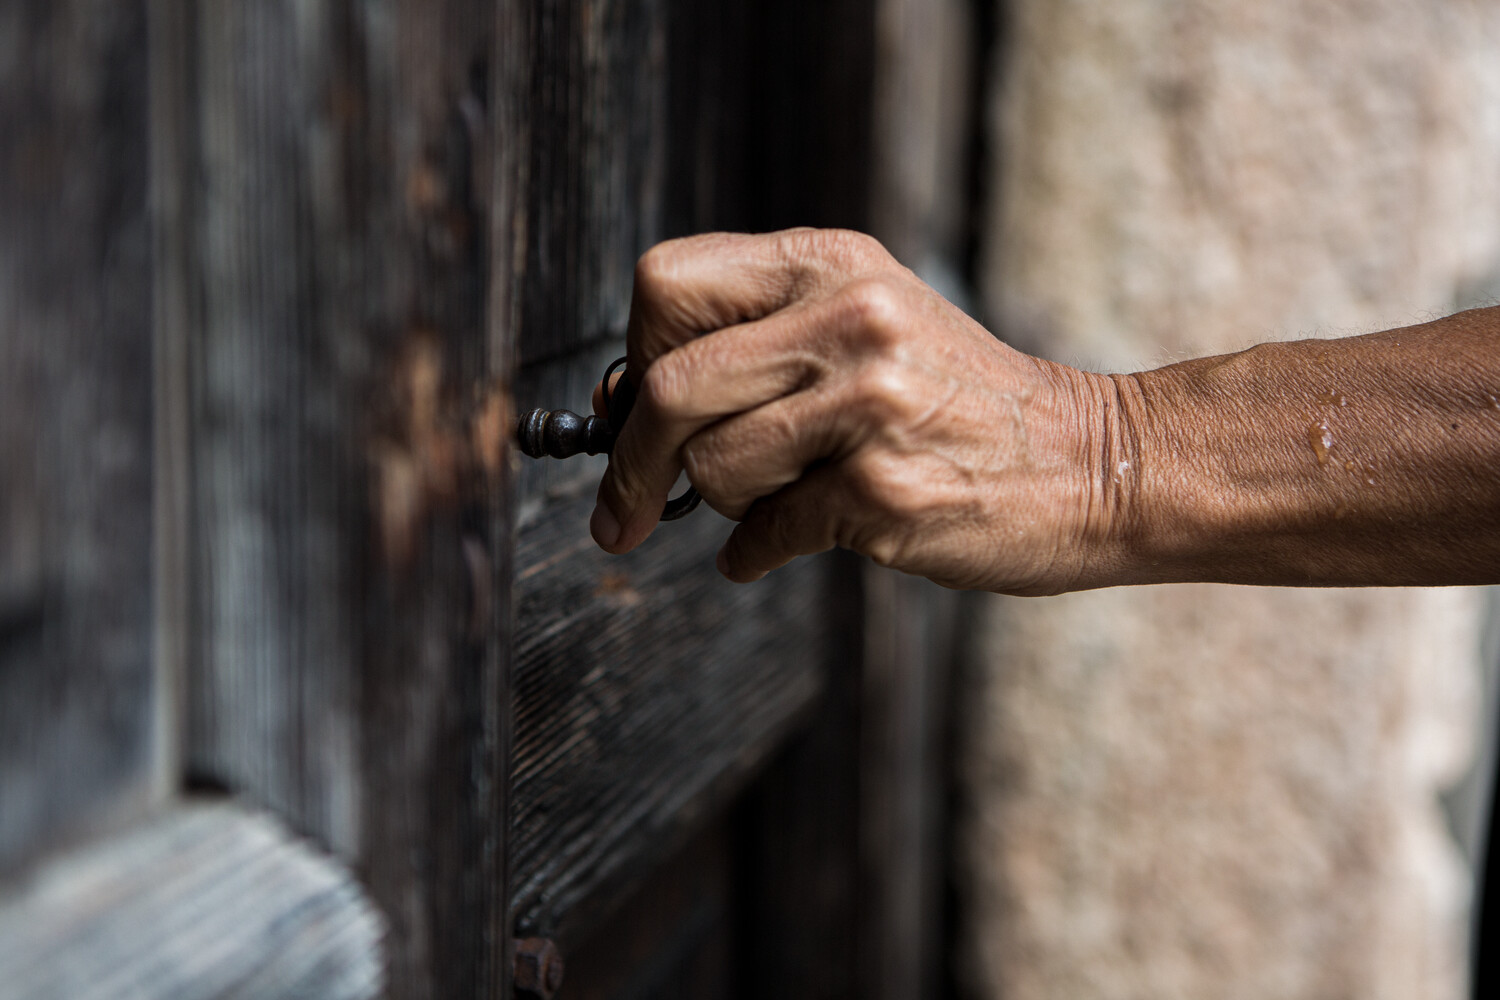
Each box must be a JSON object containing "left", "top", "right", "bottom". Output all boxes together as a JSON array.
[
  {"left": 871, "top": 0, "right": 976, "bottom": 269},
  {"left": 0, "top": 0, "right": 159, "bottom": 873},
  {"left": 160, "top": 0, "right": 365, "bottom": 853},
  {"left": 509, "top": 488, "right": 825, "bottom": 945},
  {"left": 560, "top": 819, "right": 735, "bottom": 999},
  {"left": 503, "top": 0, "right": 844, "bottom": 954},
  {"left": 731, "top": 564, "right": 866, "bottom": 1000},
  {"left": 0, "top": 802, "right": 385, "bottom": 1000},
  {"left": 745, "top": 0, "right": 880, "bottom": 233},
  {"left": 154, "top": 3, "right": 510, "bottom": 996},
  {"left": 709, "top": 3, "right": 886, "bottom": 997},
  {"left": 516, "top": 0, "right": 669, "bottom": 367},
  {"left": 864, "top": 1, "right": 982, "bottom": 991},
  {"left": 859, "top": 566, "right": 962, "bottom": 1000}
]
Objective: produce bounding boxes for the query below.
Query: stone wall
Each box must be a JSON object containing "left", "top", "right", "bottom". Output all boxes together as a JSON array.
[{"left": 960, "top": 2, "right": 1500, "bottom": 998}]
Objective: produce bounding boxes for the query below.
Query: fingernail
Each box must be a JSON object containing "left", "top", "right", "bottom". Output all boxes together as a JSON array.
[
  {"left": 591, "top": 503, "right": 621, "bottom": 548},
  {"left": 716, "top": 546, "right": 730, "bottom": 576}
]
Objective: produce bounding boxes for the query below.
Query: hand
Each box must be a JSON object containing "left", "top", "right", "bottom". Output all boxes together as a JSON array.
[{"left": 590, "top": 228, "right": 1129, "bottom": 594}]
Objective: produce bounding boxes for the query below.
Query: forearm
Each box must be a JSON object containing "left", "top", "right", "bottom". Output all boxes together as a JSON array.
[
  {"left": 593, "top": 230, "right": 1500, "bottom": 594},
  {"left": 1094, "top": 306, "right": 1500, "bottom": 588}
]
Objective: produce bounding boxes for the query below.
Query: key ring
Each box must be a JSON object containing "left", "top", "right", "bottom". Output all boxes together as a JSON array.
[{"left": 515, "top": 356, "right": 703, "bottom": 522}]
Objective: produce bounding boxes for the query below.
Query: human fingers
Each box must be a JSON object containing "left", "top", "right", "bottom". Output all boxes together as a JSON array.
[
  {"left": 682, "top": 276, "right": 972, "bottom": 518},
  {"left": 624, "top": 228, "right": 889, "bottom": 373},
  {"left": 715, "top": 465, "right": 850, "bottom": 582},
  {"left": 681, "top": 392, "right": 839, "bottom": 521},
  {"left": 591, "top": 370, "right": 625, "bottom": 418},
  {"left": 597, "top": 273, "right": 942, "bottom": 551},
  {"left": 592, "top": 303, "right": 834, "bottom": 551}
]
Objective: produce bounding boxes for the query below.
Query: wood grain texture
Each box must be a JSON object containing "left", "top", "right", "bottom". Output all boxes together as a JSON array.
[
  {"left": 858, "top": 566, "right": 961, "bottom": 1000},
  {"left": 560, "top": 819, "right": 735, "bottom": 1000},
  {"left": 871, "top": 0, "right": 976, "bottom": 269},
  {"left": 0, "top": 802, "right": 385, "bottom": 1000},
  {"left": 731, "top": 555, "right": 867, "bottom": 1000},
  {"left": 745, "top": 0, "right": 880, "bottom": 234},
  {"left": 502, "top": 0, "right": 842, "bottom": 953},
  {"left": 509, "top": 490, "right": 825, "bottom": 945},
  {"left": 0, "top": 0, "right": 159, "bottom": 874},
  {"left": 861, "top": 3, "right": 980, "bottom": 992},
  {"left": 515, "top": 0, "right": 668, "bottom": 367},
  {"left": 153, "top": 3, "right": 510, "bottom": 996}
]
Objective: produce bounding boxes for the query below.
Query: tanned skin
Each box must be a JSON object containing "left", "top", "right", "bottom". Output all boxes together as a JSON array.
[{"left": 587, "top": 228, "right": 1500, "bottom": 595}]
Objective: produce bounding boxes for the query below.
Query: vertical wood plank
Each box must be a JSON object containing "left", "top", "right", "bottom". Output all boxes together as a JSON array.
[
  {"left": 863, "top": 2, "right": 981, "bottom": 992},
  {"left": 516, "top": 0, "right": 669, "bottom": 367},
  {"left": 505, "top": 0, "right": 834, "bottom": 962},
  {"left": 732, "top": 557, "right": 867, "bottom": 1000},
  {"left": 745, "top": 0, "right": 884, "bottom": 971},
  {"left": 859, "top": 567, "right": 961, "bottom": 1000},
  {"left": 0, "top": 0, "right": 159, "bottom": 873},
  {"left": 871, "top": 0, "right": 976, "bottom": 270},
  {"left": 154, "top": 2, "right": 510, "bottom": 996}
]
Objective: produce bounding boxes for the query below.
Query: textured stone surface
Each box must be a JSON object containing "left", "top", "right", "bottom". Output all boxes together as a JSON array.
[{"left": 962, "top": 2, "right": 1500, "bottom": 999}]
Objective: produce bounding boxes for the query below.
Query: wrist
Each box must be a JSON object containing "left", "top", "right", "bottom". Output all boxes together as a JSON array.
[
  {"left": 1098, "top": 358, "right": 1276, "bottom": 588},
  {"left": 1022, "top": 361, "right": 1142, "bottom": 594}
]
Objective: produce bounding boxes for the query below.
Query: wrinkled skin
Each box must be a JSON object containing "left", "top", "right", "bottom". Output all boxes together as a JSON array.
[
  {"left": 591, "top": 228, "right": 1500, "bottom": 592},
  {"left": 588, "top": 229, "right": 1119, "bottom": 593}
]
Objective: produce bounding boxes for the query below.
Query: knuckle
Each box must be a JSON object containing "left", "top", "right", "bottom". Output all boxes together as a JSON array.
[
  {"left": 829, "top": 229, "right": 887, "bottom": 264},
  {"left": 680, "top": 438, "right": 722, "bottom": 493},
  {"left": 843, "top": 451, "right": 924, "bottom": 519},
  {"left": 637, "top": 355, "right": 690, "bottom": 418},
  {"left": 866, "top": 535, "right": 905, "bottom": 569},
  {"left": 852, "top": 360, "right": 916, "bottom": 424},
  {"left": 838, "top": 278, "right": 905, "bottom": 346},
  {"left": 842, "top": 451, "right": 891, "bottom": 507},
  {"left": 634, "top": 240, "right": 686, "bottom": 295},
  {"left": 857, "top": 359, "right": 912, "bottom": 402}
]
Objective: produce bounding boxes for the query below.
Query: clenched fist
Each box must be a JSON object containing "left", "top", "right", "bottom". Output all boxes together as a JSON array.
[{"left": 589, "top": 228, "right": 1131, "bottom": 594}]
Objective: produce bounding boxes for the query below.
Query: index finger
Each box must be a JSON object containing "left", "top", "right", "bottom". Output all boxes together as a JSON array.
[
  {"left": 623, "top": 228, "right": 870, "bottom": 374},
  {"left": 592, "top": 301, "right": 835, "bottom": 552}
]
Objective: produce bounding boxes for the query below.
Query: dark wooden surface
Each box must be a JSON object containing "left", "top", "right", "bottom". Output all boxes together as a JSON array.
[
  {"left": 859, "top": 567, "right": 961, "bottom": 1000},
  {"left": 516, "top": 0, "right": 665, "bottom": 367},
  {"left": 0, "top": 0, "right": 160, "bottom": 875},
  {"left": 510, "top": 490, "right": 824, "bottom": 946},
  {"left": 502, "top": 0, "right": 833, "bottom": 956},
  {"left": 155, "top": 3, "right": 511, "bottom": 996},
  {"left": 2, "top": 1, "right": 968, "bottom": 996},
  {"left": 560, "top": 819, "right": 736, "bottom": 1000},
  {"left": 732, "top": 560, "right": 867, "bottom": 1000},
  {"left": 0, "top": 802, "right": 385, "bottom": 1000},
  {"left": 723, "top": 3, "right": 887, "bottom": 998},
  {"left": 502, "top": 4, "right": 973, "bottom": 999}
]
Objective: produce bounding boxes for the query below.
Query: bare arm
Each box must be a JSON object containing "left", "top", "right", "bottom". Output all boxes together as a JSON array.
[
  {"left": 1100, "top": 312, "right": 1500, "bottom": 588},
  {"left": 589, "top": 229, "right": 1500, "bottom": 594}
]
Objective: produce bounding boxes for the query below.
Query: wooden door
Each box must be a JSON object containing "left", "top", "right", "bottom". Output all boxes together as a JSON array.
[
  {"left": 4, "top": 1, "right": 504, "bottom": 996},
  {"left": 0, "top": 2, "right": 957, "bottom": 998},
  {"left": 503, "top": 0, "right": 879, "bottom": 993}
]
